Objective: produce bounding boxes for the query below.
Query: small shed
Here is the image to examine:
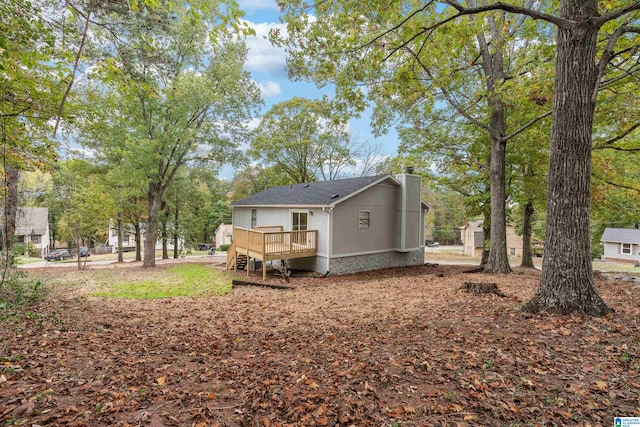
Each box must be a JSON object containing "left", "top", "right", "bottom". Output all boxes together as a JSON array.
[{"left": 600, "top": 227, "right": 640, "bottom": 264}]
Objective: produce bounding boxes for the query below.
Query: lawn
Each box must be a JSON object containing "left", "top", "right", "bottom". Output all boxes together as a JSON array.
[{"left": 1, "top": 263, "right": 638, "bottom": 426}]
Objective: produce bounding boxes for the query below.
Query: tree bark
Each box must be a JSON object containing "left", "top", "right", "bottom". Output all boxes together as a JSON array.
[
  {"left": 477, "top": 23, "right": 511, "bottom": 274},
  {"left": 161, "top": 219, "right": 168, "bottom": 260},
  {"left": 481, "top": 210, "right": 490, "bottom": 266},
  {"left": 117, "top": 210, "right": 124, "bottom": 263},
  {"left": 2, "top": 164, "right": 19, "bottom": 265},
  {"left": 524, "top": 0, "right": 610, "bottom": 315},
  {"left": 134, "top": 221, "right": 142, "bottom": 262},
  {"left": 173, "top": 199, "right": 179, "bottom": 259},
  {"left": 143, "top": 182, "right": 163, "bottom": 267},
  {"left": 520, "top": 201, "right": 535, "bottom": 268}
]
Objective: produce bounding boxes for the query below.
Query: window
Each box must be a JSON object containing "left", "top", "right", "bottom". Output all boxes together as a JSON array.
[
  {"left": 359, "top": 211, "right": 370, "bottom": 228},
  {"left": 510, "top": 247, "right": 515, "bottom": 256},
  {"left": 31, "top": 235, "right": 40, "bottom": 244},
  {"left": 123, "top": 235, "right": 130, "bottom": 245},
  {"left": 251, "top": 209, "right": 257, "bottom": 229},
  {"left": 16, "top": 235, "right": 24, "bottom": 243},
  {"left": 622, "top": 243, "right": 632, "bottom": 255},
  {"left": 292, "top": 212, "right": 308, "bottom": 231}
]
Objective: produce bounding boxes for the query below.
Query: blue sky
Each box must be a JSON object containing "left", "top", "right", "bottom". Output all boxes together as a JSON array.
[{"left": 220, "top": 1, "right": 400, "bottom": 179}]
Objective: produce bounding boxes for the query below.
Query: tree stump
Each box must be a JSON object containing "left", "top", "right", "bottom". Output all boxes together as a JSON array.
[{"left": 459, "top": 282, "right": 506, "bottom": 297}]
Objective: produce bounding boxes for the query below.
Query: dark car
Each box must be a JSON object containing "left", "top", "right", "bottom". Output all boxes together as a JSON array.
[
  {"left": 44, "top": 249, "right": 74, "bottom": 261},
  {"left": 80, "top": 247, "right": 90, "bottom": 257}
]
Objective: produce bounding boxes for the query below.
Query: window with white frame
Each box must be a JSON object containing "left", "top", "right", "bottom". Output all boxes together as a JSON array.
[
  {"left": 251, "top": 209, "right": 257, "bottom": 229},
  {"left": 359, "top": 210, "right": 370, "bottom": 228},
  {"left": 31, "top": 235, "right": 40, "bottom": 244},
  {"left": 622, "top": 243, "right": 632, "bottom": 255}
]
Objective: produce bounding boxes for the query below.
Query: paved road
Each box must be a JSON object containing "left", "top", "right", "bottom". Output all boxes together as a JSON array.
[{"left": 18, "top": 253, "right": 227, "bottom": 269}]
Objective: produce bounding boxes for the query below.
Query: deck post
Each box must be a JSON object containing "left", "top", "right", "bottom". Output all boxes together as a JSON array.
[
  {"left": 262, "top": 233, "right": 267, "bottom": 280},
  {"left": 247, "top": 257, "right": 250, "bottom": 277}
]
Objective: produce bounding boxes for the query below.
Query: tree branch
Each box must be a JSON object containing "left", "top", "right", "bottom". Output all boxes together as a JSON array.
[
  {"left": 593, "top": 172, "right": 640, "bottom": 193},
  {"left": 443, "top": 1, "right": 570, "bottom": 29},
  {"left": 593, "top": 24, "right": 640, "bottom": 103},
  {"left": 595, "top": 2, "right": 640, "bottom": 27},
  {"left": 504, "top": 110, "right": 552, "bottom": 141},
  {"left": 53, "top": 2, "right": 93, "bottom": 138}
]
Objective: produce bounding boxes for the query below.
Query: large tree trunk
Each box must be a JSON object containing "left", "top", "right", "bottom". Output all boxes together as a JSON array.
[
  {"left": 478, "top": 25, "right": 511, "bottom": 274},
  {"left": 134, "top": 221, "right": 142, "bottom": 262},
  {"left": 143, "top": 182, "right": 163, "bottom": 267},
  {"left": 117, "top": 210, "right": 124, "bottom": 263},
  {"left": 520, "top": 201, "right": 535, "bottom": 268},
  {"left": 524, "top": 0, "right": 610, "bottom": 315},
  {"left": 481, "top": 209, "right": 490, "bottom": 266},
  {"left": 161, "top": 219, "right": 168, "bottom": 260},
  {"left": 173, "top": 201, "right": 179, "bottom": 259},
  {"left": 2, "top": 164, "right": 19, "bottom": 266}
]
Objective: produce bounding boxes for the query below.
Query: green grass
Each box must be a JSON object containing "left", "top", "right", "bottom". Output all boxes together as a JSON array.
[
  {"left": 15, "top": 256, "right": 46, "bottom": 265},
  {"left": 90, "top": 264, "right": 232, "bottom": 299}
]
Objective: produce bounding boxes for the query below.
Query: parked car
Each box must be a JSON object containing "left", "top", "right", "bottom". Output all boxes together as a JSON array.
[
  {"left": 80, "top": 247, "right": 90, "bottom": 257},
  {"left": 427, "top": 242, "right": 440, "bottom": 247},
  {"left": 44, "top": 249, "right": 75, "bottom": 261}
]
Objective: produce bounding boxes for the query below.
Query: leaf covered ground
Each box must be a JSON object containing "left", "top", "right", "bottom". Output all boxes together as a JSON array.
[{"left": 1, "top": 263, "right": 639, "bottom": 426}]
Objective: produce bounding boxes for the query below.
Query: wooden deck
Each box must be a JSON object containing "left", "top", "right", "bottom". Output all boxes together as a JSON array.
[{"left": 226, "top": 226, "right": 318, "bottom": 279}]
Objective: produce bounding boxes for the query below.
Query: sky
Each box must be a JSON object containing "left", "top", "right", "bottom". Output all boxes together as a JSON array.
[{"left": 219, "top": 0, "right": 400, "bottom": 179}]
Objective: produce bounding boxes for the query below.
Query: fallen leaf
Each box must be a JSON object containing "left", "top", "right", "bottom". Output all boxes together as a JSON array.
[{"left": 156, "top": 376, "right": 166, "bottom": 385}]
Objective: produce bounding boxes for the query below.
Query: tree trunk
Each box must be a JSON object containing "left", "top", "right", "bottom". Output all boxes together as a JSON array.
[
  {"left": 134, "top": 221, "right": 142, "bottom": 262},
  {"left": 143, "top": 182, "right": 163, "bottom": 267},
  {"left": 173, "top": 201, "right": 179, "bottom": 259},
  {"left": 2, "top": 164, "right": 19, "bottom": 267},
  {"left": 478, "top": 25, "right": 511, "bottom": 274},
  {"left": 117, "top": 210, "right": 124, "bottom": 263},
  {"left": 520, "top": 201, "right": 535, "bottom": 268},
  {"left": 161, "top": 219, "right": 168, "bottom": 260},
  {"left": 481, "top": 210, "right": 490, "bottom": 265},
  {"left": 524, "top": 0, "right": 610, "bottom": 315}
]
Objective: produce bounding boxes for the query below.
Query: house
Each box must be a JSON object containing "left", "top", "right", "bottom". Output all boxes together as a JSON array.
[
  {"left": 107, "top": 221, "right": 183, "bottom": 253},
  {"left": 229, "top": 172, "right": 429, "bottom": 277},
  {"left": 214, "top": 223, "right": 233, "bottom": 247},
  {"left": 460, "top": 220, "right": 523, "bottom": 257},
  {"left": 600, "top": 227, "right": 640, "bottom": 264},
  {"left": 15, "top": 207, "right": 51, "bottom": 258}
]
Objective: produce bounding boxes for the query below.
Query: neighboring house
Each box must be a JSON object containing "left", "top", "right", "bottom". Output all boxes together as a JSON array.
[
  {"left": 214, "top": 223, "right": 233, "bottom": 247},
  {"left": 107, "top": 221, "right": 183, "bottom": 253},
  {"left": 600, "top": 227, "right": 640, "bottom": 264},
  {"left": 229, "top": 172, "right": 429, "bottom": 276},
  {"left": 460, "top": 220, "right": 523, "bottom": 257},
  {"left": 15, "top": 207, "right": 51, "bottom": 258}
]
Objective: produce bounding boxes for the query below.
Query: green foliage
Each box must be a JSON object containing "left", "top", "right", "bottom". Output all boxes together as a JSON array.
[
  {"left": 248, "top": 97, "right": 353, "bottom": 183},
  {"left": 90, "top": 264, "right": 231, "bottom": 299},
  {"left": 0, "top": 271, "right": 44, "bottom": 313},
  {"left": 218, "top": 244, "right": 230, "bottom": 251}
]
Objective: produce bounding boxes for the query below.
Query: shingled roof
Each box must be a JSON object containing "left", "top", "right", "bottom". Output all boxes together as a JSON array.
[
  {"left": 15, "top": 207, "right": 49, "bottom": 235},
  {"left": 601, "top": 227, "right": 640, "bottom": 244},
  {"left": 230, "top": 175, "right": 398, "bottom": 207}
]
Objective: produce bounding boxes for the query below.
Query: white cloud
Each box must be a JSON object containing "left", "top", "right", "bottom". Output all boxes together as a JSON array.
[
  {"left": 258, "top": 80, "right": 282, "bottom": 98},
  {"left": 243, "top": 20, "right": 289, "bottom": 76}
]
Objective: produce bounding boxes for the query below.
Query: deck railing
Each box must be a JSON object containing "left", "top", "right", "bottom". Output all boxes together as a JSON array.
[{"left": 233, "top": 227, "right": 317, "bottom": 258}]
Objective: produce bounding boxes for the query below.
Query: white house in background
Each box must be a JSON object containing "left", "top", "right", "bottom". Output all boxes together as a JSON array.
[
  {"left": 229, "top": 172, "right": 429, "bottom": 276},
  {"left": 600, "top": 227, "right": 640, "bottom": 264},
  {"left": 107, "top": 221, "right": 183, "bottom": 253},
  {"left": 214, "top": 223, "right": 233, "bottom": 247},
  {"left": 460, "top": 220, "right": 524, "bottom": 257},
  {"left": 15, "top": 207, "right": 51, "bottom": 258}
]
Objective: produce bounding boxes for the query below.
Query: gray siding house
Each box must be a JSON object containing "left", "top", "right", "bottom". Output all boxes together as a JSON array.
[
  {"left": 230, "top": 173, "right": 428, "bottom": 275},
  {"left": 600, "top": 227, "right": 640, "bottom": 264}
]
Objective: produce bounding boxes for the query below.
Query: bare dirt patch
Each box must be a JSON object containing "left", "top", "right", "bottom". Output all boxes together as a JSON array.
[{"left": 1, "top": 263, "right": 639, "bottom": 426}]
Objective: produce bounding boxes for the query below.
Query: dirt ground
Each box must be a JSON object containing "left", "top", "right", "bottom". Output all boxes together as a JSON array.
[{"left": 1, "top": 262, "right": 639, "bottom": 426}]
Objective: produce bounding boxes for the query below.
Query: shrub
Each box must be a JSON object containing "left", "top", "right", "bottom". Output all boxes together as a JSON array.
[
  {"left": 0, "top": 270, "right": 45, "bottom": 313},
  {"left": 218, "top": 244, "right": 230, "bottom": 251}
]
